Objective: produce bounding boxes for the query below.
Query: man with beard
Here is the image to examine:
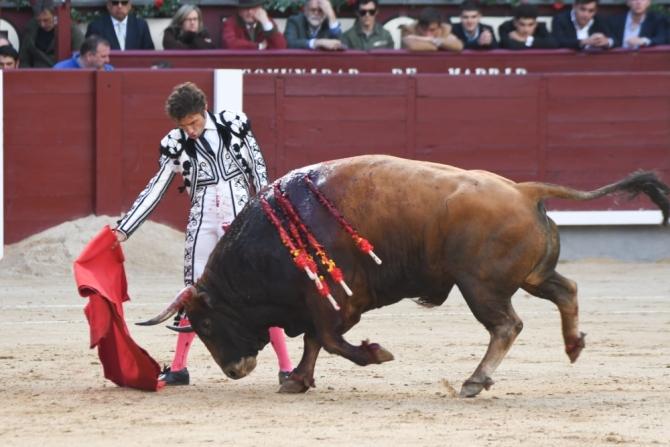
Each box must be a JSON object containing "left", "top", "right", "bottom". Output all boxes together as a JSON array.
[
  {"left": 341, "top": 0, "right": 394, "bottom": 50},
  {"left": 285, "top": 0, "right": 344, "bottom": 50}
]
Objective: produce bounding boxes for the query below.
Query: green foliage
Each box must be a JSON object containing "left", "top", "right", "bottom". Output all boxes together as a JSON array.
[
  {"left": 133, "top": 0, "right": 181, "bottom": 19},
  {"left": 649, "top": 3, "right": 670, "bottom": 17}
]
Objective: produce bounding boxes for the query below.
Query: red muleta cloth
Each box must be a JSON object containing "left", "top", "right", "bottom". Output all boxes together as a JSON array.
[{"left": 74, "top": 225, "right": 163, "bottom": 391}]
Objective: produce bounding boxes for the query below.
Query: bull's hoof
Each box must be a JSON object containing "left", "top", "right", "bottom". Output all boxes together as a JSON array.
[
  {"left": 361, "top": 340, "right": 394, "bottom": 364},
  {"left": 459, "top": 378, "right": 494, "bottom": 398},
  {"left": 278, "top": 376, "right": 311, "bottom": 394},
  {"left": 566, "top": 332, "right": 586, "bottom": 363}
]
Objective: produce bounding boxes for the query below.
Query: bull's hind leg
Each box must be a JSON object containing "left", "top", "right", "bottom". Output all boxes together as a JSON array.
[
  {"left": 522, "top": 272, "right": 586, "bottom": 363},
  {"left": 279, "top": 332, "right": 322, "bottom": 394},
  {"left": 458, "top": 283, "right": 523, "bottom": 398}
]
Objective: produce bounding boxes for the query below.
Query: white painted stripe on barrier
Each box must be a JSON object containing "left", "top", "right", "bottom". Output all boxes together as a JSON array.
[
  {"left": 213, "top": 69, "right": 243, "bottom": 113},
  {"left": 547, "top": 210, "right": 664, "bottom": 226},
  {"left": 0, "top": 70, "right": 4, "bottom": 260}
]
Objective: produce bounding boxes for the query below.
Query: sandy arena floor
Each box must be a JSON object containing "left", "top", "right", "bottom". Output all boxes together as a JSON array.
[{"left": 1, "top": 260, "right": 669, "bottom": 446}]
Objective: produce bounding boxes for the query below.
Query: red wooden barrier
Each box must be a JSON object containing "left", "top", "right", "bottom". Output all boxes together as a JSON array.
[
  {"left": 110, "top": 47, "right": 670, "bottom": 73},
  {"left": 3, "top": 71, "right": 669, "bottom": 244}
]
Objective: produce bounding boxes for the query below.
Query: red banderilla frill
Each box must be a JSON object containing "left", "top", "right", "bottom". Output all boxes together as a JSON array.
[
  {"left": 261, "top": 194, "right": 339, "bottom": 310},
  {"left": 304, "top": 175, "right": 382, "bottom": 265},
  {"left": 274, "top": 184, "right": 353, "bottom": 298},
  {"left": 259, "top": 196, "right": 320, "bottom": 286}
]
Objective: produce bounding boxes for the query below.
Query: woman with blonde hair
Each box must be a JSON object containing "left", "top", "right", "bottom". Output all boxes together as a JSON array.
[{"left": 163, "top": 4, "right": 216, "bottom": 49}]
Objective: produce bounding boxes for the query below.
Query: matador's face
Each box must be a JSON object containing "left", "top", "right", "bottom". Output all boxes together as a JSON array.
[{"left": 176, "top": 109, "right": 207, "bottom": 140}]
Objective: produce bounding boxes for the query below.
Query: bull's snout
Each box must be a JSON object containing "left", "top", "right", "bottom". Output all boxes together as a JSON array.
[{"left": 222, "top": 356, "right": 257, "bottom": 380}]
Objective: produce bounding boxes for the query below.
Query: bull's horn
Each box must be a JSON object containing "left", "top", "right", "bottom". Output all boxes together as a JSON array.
[
  {"left": 166, "top": 325, "right": 194, "bottom": 333},
  {"left": 135, "top": 285, "right": 197, "bottom": 326}
]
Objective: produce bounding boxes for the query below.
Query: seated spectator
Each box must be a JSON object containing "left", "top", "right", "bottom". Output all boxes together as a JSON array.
[
  {"left": 607, "top": 0, "right": 667, "bottom": 49},
  {"left": 86, "top": 0, "right": 155, "bottom": 50},
  {"left": 452, "top": 0, "right": 498, "bottom": 50},
  {"left": 163, "top": 5, "right": 215, "bottom": 50},
  {"left": 0, "top": 45, "right": 20, "bottom": 69},
  {"left": 19, "top": 0, "right": 85, "bottom": 68},
  {"left": 53, "top": 36, "right": 114, "bottom": 70},
  {"left": 285, "top": 0, "right": 343, "bottom": 50},
  {"left": 401, "top": 7, "right": 463, "bottom": 52},
  {"left": 552, "top": 0, "right": 613, "bottom": 49},
  {"left": 341, "top": 0, "right": 394, "bottom": 50},
  {"left": 221, "top": 0, "right": 287, "bottom": 50},
  {"left": 0, "top": 36, "right": 11, "bottom": 47},
  {"left": 499, "top": 4, "right": 558, "bottom": 49}
]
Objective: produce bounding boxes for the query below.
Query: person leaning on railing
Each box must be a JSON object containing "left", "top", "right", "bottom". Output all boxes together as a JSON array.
[
  {"left": 499, "top": 4, "right": 558, "bottom": 49},
  {"left": 340, "top": 0, "right": 394, "bottom": 50},
  {"left": 221, "top": 0, "right": 287, "bottom": 50},
  {"left": 19, "top": 0, "right": 84, "bottom": 68},
  {"left": 285, "top": 0, "right": 344, "bottom": 50},
  {"left": 607, "top": 0, "right": 667, "bottom": 49},
  {"left": 401, "top": 7, "right": 463, "bottom": 52},
  {"left": 163, "top": 4, "right": 215, "bottom": 50}
]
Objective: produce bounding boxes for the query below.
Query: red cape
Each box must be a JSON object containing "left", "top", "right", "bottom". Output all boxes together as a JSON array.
[{"left": 74, "top": 226, "right": 163, "bottom": 391}]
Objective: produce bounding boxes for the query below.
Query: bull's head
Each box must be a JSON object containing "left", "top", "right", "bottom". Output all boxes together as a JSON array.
[{"left": 136, "top": 285, "right": 268, "bottom": 380}]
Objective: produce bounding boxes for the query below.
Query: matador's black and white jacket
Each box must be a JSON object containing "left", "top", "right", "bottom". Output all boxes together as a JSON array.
[{"left": 116, "top": 110, "right": 268, "bottom": 283}]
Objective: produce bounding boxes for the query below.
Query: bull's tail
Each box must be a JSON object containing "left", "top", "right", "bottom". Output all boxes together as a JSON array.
[{"left": 516, "top": 171, "right": 670, "bottom": 226}]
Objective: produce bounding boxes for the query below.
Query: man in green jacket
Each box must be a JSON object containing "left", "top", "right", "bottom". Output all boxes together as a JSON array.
[
  {"left": 19, "top": 0, "right": 85, "bottom": 68},
  {"left": 341, "top": 0, "right": 394, "bottom": 50}
]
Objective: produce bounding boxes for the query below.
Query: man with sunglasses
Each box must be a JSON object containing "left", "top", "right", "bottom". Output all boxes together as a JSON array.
[
  {"left": 285, "top": 0, "right": 344, "bottom": 50},
  {"left": 341, "top": 0, "right": 394, "bottom": 50},
  {"left": 86, "top": 0, "right": 155, "bottom": 50}
]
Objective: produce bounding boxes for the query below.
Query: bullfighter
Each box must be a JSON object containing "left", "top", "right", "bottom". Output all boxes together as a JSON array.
[{"left": 113, "top": 82, "right": 293, "bottom": 386}]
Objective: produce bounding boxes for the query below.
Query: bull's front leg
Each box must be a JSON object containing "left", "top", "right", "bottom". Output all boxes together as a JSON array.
[
  {"left": 314, "top": 303, "right": 394, "bottom": 367},
  {"left": 279, "top": 333, "right": 322, "bottom": 394}
]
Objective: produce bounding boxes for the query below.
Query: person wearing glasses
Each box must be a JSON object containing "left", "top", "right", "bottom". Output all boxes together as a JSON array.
[
  {"left": 285, "top": 0, "right": 344, "bottom": 50},
  {"left": 19, "top": 0, "right": 84, "bottom": 68},
  {"left": 163, "top": 4, "right": 215, "bottom": 50},
  {"left": 341, "top": 0, "right": 394, "bottom": 50},
  {"left": 86, "top": 0, "right": 155, "bottom": 50}
]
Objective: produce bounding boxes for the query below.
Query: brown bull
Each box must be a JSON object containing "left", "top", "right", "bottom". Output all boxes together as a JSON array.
[{"left": 138, "top": 155, "right": 669, "bottom": 397}]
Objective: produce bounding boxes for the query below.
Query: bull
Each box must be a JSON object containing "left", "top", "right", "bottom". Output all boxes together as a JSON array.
[{"left": 138, "top": 155, "right": 669, "bottom": 397}]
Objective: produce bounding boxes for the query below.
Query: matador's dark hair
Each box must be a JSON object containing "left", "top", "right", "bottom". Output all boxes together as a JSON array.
[{"left": 165, "top": 82, "right": 207, "bottom": 122}]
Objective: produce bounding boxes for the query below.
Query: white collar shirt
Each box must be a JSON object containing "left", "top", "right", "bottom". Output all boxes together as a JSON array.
[
  {"left": 622, "top": 11, "right": 645, "bottom": 49},
  {"left": 463, "top": 24, "right": 481, "bottom": 42},
  {"left": 571, "top": 9, "right": 594, "bottom": 40},
  {"left": 111, "top": 16, "right": 129, "bottom": 50}
]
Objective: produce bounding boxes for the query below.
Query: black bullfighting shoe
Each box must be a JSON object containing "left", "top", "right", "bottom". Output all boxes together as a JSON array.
[
  {"left": 158, "top": 366, "right": 190, "bottom": 386},
  {"left": 278, "top": 370, "right": 292, "bottom": 385}
]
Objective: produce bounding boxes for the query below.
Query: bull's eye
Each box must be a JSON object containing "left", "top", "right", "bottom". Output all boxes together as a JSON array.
[{"left": 201, "top": 319, "right": 212, "bottom": 336}]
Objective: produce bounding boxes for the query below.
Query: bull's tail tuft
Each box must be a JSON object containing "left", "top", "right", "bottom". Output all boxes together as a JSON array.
[
  {"left": 617, "top": 171, "right": 670, "bottom": 226},
  {"left": 518, "top": 171, "right": 670, "bottom": 226}
]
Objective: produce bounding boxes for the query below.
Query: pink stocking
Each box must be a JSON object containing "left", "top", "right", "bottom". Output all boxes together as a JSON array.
[
  {"left": 269, "top": 327, "right": 293, "bottom": 372},
  {"left": 170, "top": 317, "right": 196, "bottom": 372}
]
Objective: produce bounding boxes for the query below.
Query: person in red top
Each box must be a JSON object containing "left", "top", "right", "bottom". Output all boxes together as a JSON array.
[{"left": 222, "top": 0, "right": 287, "bottom": 49}]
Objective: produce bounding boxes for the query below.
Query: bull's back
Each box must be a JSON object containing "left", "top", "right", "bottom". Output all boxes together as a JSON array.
[{"left": 286, "top": 155, "right": 550, "bottom": 288}]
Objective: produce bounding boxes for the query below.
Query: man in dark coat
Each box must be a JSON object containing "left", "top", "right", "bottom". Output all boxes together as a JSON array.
[
  {"left": 607, "top": 0, "right": 667, "bottom": 48},
  {"left": 552, "top": 0, "right": 614, "bottom": 49},
  {"left": 498, "top": 4, "right": 558, "bottom": 49},
  {"left": 285, "top": 0, "right": 344, "bottom": 50},
  {"left": 86, "top": 0, "right": 155, "bottom": 50},
  {"left": 451, "top": 0, "right": 498, "bottom": 50},
  {"left": 19, "top": 0, "right": 85, "bottom": 67}
]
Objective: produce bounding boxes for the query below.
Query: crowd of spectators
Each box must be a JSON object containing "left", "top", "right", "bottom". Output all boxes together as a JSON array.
[{"left": 0, "top": 0, "right": 668, "bottom": 70}]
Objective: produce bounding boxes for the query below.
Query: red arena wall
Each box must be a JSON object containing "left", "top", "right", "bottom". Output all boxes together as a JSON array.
[{"left": 3, "top": 70, "right": 670, "bottom": 244}]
